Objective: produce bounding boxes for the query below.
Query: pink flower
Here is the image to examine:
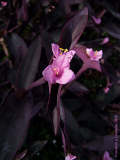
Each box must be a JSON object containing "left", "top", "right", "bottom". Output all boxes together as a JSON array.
[
  {"left": 92, "top": 16, "right": 101, "bottom": 24},
  {"left": 103, "top": 151, "right": 113, "bottom": 160},
  {"left": 65, "top": 154, "right": 76, "bottom": 160},
  {"left": 42, "top": 44, "right": 75, "bottom": 84},
  {"left": 1, "top": 1, "right": 7, "bottom": 7},
  {"left": 104, "top": 87, "right": 110, "bottom": 94},
  {"left": 101, "top": 37, "right": 109, "bottom": 45},
  {"left": 86, "top": 48, "right": 103, "bottom": 61}
]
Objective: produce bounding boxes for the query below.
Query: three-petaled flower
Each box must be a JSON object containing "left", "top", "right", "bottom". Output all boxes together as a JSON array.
[
  {"left": 42, "top": 43, "right": 76, "bottom": 84},
  {"left": 86, "top": 48, "right": 103, "bottom": 61}
]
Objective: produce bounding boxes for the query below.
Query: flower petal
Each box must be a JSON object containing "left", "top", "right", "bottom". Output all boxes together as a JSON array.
[
  {"left": 65, "top": 50, "right": 76, "bottom": 63},
  {"left": 103, "top": 151, "right": 113, "bottom": 160},
  {"left": 92, "top": 16, "right": 101, "bottom": 24},
  {"left": 42, "top": 65, "right": 55, "bottom": 84},
  {"left": 53, "top": 55, "right": 70, "bottom": 69},
  {"left": 97, "top": 50, "right": 103, "bottom": 57},
  {"left": 101, "top": 37, "right": 109, "bottom": 45},
  {"left": 65, "top": 154, "right": 77, "bottom": 160},
  {"left": 52, "top": 43, "right": 60, "bottom": 57},
  {"left": 56, "top": 68, "right": 75, "bottom": 84},
  {"left": 86, "top": 48, "right": 93, "bottom": 56}
]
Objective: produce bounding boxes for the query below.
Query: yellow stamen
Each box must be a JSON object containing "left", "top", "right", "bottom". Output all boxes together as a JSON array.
[
  {"left": 53, "top": 68, "right": 59, "bottom": 75},
  {"left": 59, "top": 47, "right": 68, "bottom": 55},
  {"left": 59, "top": 48, "right": 64, "bottom": 51},
  {"left": 56, "top": 71, "right": 59, "bottom": 75},
  {"left": 95, "top": 50, "right": 98, "bottom": 56},
  {"left": 64, "top": 49, "right": 68, "bottom": 53},
  {"left": 59, "top": 52, "right": 63, "bottom": 55}
]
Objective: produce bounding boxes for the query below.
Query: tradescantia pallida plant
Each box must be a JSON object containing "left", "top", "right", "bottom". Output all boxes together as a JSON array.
[{"left": 0, "top": 1, "right": 119, "bottom": 160}]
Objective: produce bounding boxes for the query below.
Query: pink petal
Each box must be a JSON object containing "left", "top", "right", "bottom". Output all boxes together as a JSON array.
[
  {"left": 56, "top": 68, "right": 75, "bottom": 84},
  {"left": 65, "top": 50, "right": 76, "bottom": 62},
  {"left": 1, "top": 1, "right": 7, "bottom": 7},
  {"left": 92, "top": 16, "right": 101, "bottom": 24},
  {"left": 42, "top": 65, "right": 55, "bottom": 84},
  {"left": 104, "top": 87, "right": 110, "bottom": 94},
  {"left": 53, "top": 55, "right": 70, "bottom": 69},
  {"left": 65, "top": 154, "right": 77, "bottom": 160},
  {"left": 97, "top": 50, "right": 103, "bottom": 58},
  {"left": 103, "top": 151, "right": 112, "bottom": 160},
  {"left": 101, "top": 37, "right": 109, "bottom": 45},
  {"left": 52, "top": 43, "right": 60, "bottom": 57},
  {"left": 86, "top": 48, "right": 93, "bottom": 56}
]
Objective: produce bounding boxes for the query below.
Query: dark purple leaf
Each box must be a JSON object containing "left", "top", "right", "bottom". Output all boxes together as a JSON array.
[
  {"left": 6, "top": 33, "right": 28, "bottom": 67},
  {"left": 26, "top": 77, "right": 46, "bottom": 90},
  {"left": 53, "top": 85, "right": 62, "bottom": 135},
  {"left": 59, "top": 7, "right": 88, "bottom": 49},
  {"left": 102, "top": 23, "right": 120, "bottom": 40},
  {"left": 60, "top": 103, "right": 96, "bottom": 143},
  {"left": 28, "top": 140, "right": 47, "bottom": 156},
  {"left": 53, "top": 107, "right": 60, "bottom": 135},
  {"left": 68, "top": 81, "right": 89, "bottom": 95},
  {"left": 0, "top": 93, "right": 33, "bottom": 160},
  {"left": 102, "top": 1, "right": 120, "bottom": 20},
  {"left": 15, "top": 150, "right": 27, "bottom": 160},
  {"left": 41, "top": 31, "right": 53, "bottom": 62},
  {"left": 16, "top": 35, "right": 42, "bottom": 89},
  {"left": 83, "top": 135, "right": 117, "bottom": 153},
  {"left": 95, "top": 84, "right": 120, "bottom": 109},
  {"left": 17, "top": 0, "right": 28, "bottom": 21},
  {"left": 61, "top": 129, "right": 66, "bottom": 154}
]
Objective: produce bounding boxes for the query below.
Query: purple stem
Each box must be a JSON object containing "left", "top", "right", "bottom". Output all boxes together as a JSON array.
[{"left": 26, "top": 77, "right": 46, "bottom": 90}]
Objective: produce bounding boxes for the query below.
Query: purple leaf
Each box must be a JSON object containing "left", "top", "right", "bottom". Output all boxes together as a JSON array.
[
  {"left": 53, "top": 85, "right": 62, "bottom": 135},
  {"left": 60, "top": 103, "right": 96, "bottom": 143},
  {"left": 83, "top": 135, "right": 118, "bottom": 153},
  {"left": 0, "top": 93, "right": 33, "bottom": 160},
  {"left": 59, "top": 7, "right": 88, "bottom": 49},
  {"left": 95, "top": 84, "right": 120, "bottom": 109},
  {"left": 16, "top": 0, "right": 28, "bottom": 21},
  {"left": 61, "top": 129, "right": 67, "bottom": 154},
  {"left": 6, "top": 33, "right": 28, "bottom": 67},
  {"left": 103, "top": 23, "right": 120, "bottom": 40},
  {"left": 68, "top": 80, "right": 89, "bottom": 95},
  {"left": 16, "top": 35, "right": 42, "bottom": 89},
  {"left": 53, "top": 107, "right": 60, "bottom": 135},
  {"left": 14, "top": 150, "right": 27, "bottom": 160},
  {"left": 26, "top": 77, "right": 46, "bottom": 90}
]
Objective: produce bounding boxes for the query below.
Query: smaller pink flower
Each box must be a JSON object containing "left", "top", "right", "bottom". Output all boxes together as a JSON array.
[
  {"left": 103, "top": 151, "right": 113, "bottom": 160},
  {"left": 86, "top": 48, "right": 103, "bottom": 61},
  {"left": 1, "top": 1, "right": 7, "bottom": 7},
  {"left": 92, "top": 16, "right": 101, "bottom": 24},
  {"left": 101, "top": 37, "right": 109, "bottom": 45},
  {"left": 42, "top": 44, "right": 75, "bottom": 84},
  {"left": 104, "top": 87, "right": 110, "bottom": 94},
  {"left": 65, "top": 153, "right": 76, "bottom": 160}
]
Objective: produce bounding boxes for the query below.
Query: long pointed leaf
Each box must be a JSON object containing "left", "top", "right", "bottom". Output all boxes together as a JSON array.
[
  {"left": 16, "top": 35, "right": 42, "bottom": 89},
  {"left": 59, "top": 7, "right": 88, "bottom": 49}
]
